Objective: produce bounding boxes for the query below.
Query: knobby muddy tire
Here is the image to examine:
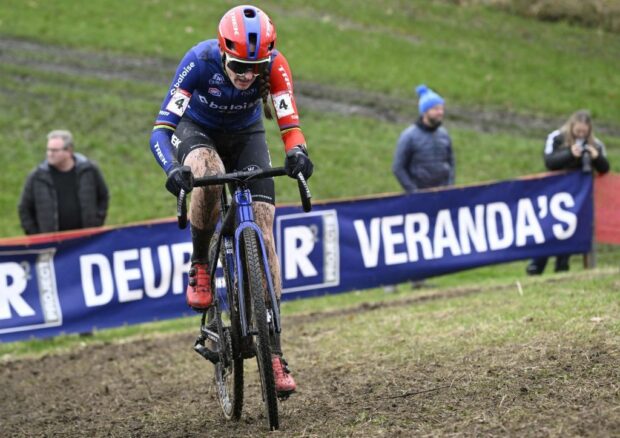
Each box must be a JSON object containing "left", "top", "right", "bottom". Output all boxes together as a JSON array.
[
  {"left": 241, "top": 227, "right": 279, "bottom": 430},
  {"left": 209, "top": 238, "right": 244, "bottom": 421}
]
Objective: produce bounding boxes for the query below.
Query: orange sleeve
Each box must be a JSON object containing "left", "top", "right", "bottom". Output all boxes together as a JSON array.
[{"left": 269, "top": 52, "right": 307, "bottom": 152}]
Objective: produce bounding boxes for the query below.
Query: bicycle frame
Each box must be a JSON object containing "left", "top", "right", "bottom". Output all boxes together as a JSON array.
[{"left": 212, "top": 183, "right": 281, "bottom": 336}]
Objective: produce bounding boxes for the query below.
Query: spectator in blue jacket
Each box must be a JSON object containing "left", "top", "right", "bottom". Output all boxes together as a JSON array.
[{"left": 392, "top": 84, "right": 455, "bottom": 193}]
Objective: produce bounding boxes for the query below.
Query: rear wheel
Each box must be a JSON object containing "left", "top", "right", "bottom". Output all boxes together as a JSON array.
[{"left": 242, "top": 227, "right": 279, "bottom": 430}]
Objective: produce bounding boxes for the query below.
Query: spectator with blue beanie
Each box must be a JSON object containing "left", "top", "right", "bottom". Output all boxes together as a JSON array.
[
  {"left": 392, "top": 84, "right": 455, "bottom": 193},
  {"left": 387, "top": 85, "right": 455, "bottom": 291}
]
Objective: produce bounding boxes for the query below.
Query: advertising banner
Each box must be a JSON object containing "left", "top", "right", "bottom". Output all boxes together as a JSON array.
[{"left": 0, "top": 171, "right": 593, "bottom": 342}]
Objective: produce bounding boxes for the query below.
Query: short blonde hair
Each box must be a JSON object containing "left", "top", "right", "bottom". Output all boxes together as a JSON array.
[{"left": 47, "top": 130, "right": 74, "bottom": 149}]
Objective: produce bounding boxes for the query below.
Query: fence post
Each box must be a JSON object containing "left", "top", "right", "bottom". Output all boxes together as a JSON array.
[{"left": 584, "top": 172, "right": 596, "bottom": 269}]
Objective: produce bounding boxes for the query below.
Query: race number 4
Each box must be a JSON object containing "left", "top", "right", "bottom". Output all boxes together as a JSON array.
[
  {"left": 273, "top": 91, "right": 295, "bottom": 118},
  {"left": 166, "top": 88, "right": 192, "bottom": 117}
]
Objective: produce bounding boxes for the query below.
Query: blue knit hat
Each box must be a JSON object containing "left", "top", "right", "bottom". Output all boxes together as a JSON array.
[{"left": 416, "top": 84, "right": 444, "bottom": 114}]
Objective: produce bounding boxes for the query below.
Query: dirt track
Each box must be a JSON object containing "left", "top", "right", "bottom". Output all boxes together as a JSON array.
[{"left": 2, "top": 285, "right": 619, "bottom": 437}]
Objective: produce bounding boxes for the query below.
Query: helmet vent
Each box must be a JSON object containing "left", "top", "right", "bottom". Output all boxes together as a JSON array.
[
  {"left": 225, "top": 38, "right": 235, "bottom": 51},
  {"left": 243, "top": 8, "right": 256, "bottom": 18},
  {"left": 248, "top": 33, "right": 257, "bottom": 57}
]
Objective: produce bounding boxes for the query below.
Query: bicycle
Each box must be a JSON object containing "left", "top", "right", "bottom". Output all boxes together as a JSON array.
[{"left": 176, "top": 166, "right": 311, "bottom": 431}]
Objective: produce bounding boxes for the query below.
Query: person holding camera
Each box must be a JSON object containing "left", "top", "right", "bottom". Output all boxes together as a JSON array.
[{"left": 526, "top": 109, "right": 610, "bottom": 275}]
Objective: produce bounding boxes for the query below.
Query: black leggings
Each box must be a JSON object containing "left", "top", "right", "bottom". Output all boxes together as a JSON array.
[{"left": 173, "top": 117, "right": 276, "bottom": 204}]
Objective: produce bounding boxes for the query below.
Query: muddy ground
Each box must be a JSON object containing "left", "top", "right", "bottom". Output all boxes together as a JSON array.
[{"left": 2, "top": 284, "right": 619, "bottom": 437}]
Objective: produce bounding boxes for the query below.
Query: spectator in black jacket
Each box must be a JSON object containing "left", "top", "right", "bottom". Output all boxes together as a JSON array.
[
  {"left": 18, "top": 130, "right": 109, "bottom": 235},
  {"left": 526, "top": 110, "right": 610, "bottom": 275}
]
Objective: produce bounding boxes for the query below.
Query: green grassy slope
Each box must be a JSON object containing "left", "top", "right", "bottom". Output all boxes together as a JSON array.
[
  {"left": 1, "top": 1, "right": 619, "bottom": 237},
  {"left": 0, "top": 3, "right": 618, "bottom": 272},
  {"left": 1, "top": 1, "right": 618, "bottom": 118}
]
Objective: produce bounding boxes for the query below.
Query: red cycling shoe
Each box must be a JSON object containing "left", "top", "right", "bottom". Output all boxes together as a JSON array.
[
  {"left": 272, "top": 355, "right": 296, "bottom": 396},
  {"left": 186, "top": 263, "right": 213, "bottom": 310}
]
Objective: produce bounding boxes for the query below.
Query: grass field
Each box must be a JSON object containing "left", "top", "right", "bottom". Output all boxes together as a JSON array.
[
  {"left": 1, "top": 0, "right": 619, "bottom": 236},
  {"left": 1, "top": 2, "right": 619, "bottom": 435}
]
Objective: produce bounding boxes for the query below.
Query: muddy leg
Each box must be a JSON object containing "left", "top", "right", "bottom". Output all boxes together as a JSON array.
[{"left": 185, "top": 148, "right": 224, "bottom": 262}]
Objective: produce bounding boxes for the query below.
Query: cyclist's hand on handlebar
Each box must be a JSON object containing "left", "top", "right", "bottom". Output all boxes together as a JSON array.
[
  {"left": 165, "top": 163, "right": 194, "bottom": 196},
  {"left": 285, "top": 145, "right": 313, "bottom": 179}
]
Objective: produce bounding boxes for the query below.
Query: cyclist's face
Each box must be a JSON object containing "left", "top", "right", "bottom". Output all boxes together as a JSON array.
[
  {"left": 223, "top": 54, "right": 269, "bottom": 90},
  {"left": 224, "top": 62, "right": 258, "bottom": 90}
]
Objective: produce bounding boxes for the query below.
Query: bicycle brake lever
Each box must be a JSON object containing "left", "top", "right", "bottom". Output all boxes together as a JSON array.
[
  {"left": 296, "top": 174, "right": 312, "bottom": 212},
  {"left": 177, "top": 188, "right": 188, "bottom": 229}
]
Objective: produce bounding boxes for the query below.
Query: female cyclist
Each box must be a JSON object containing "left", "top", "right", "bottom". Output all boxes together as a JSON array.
[{"left": 149, "top": 5, "right": 313, "bottom": 397}]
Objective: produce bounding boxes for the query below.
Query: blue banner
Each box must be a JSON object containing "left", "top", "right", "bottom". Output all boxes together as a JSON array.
[{"left": 0, "top": 171, "right": 592, "bottom": 342}]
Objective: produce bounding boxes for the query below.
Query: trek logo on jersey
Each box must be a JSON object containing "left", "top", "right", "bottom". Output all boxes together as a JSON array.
[
  {"left": 277, "top": 65, "right": 292, "bottom": 91},
  {"left": 208, "top": 87, "right": 222, "bottom": 97},
  {"left": 0, "top": 249, "right": 62, "bottom": 334},
  {"left": 276, "top": 210, "right": 340, "bottom": 293},
  {"left": 209, "top": 73, "right": 225, "bottom": 85}
]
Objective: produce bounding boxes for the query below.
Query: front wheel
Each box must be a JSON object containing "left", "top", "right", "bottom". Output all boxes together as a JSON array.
[
  {"left": 209, "top": 238, "right": 244, "bottom": 421},
  {"left": 242, "top": 227, "right": 279, "bottom": 431}
]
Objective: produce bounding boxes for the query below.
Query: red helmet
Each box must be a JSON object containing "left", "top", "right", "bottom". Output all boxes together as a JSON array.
[{"left": 218, "top": 5, "right": 276, "bottom": 62}]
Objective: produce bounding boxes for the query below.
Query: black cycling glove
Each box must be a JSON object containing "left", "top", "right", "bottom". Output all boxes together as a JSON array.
[
  {"left": 165, "top": 163, "right": 194, "bottom": 196},
  {"left": 284, "top": 145, "right": 313, "bottom": 179}
]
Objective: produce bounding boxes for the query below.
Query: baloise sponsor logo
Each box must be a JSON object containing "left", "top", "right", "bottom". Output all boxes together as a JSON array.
[
  {"left": 198, "top": 95, "right": 260, "bottom": 113},
  {"left": 169, "top": 61, "right": 196, "bottom": 95}
]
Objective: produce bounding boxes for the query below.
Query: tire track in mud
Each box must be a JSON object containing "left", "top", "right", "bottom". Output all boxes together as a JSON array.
[{"left": 3, "top": 36, "right": 619, "bottom": 138}]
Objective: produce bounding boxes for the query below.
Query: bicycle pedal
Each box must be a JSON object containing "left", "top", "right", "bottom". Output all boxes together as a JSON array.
[{"left": 277, "top": 391, "right": 293, "bottom": 401}]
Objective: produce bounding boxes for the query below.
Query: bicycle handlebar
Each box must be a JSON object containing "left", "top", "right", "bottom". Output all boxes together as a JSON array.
[{"left": 176, "top": 166, "right": 312, "bottom": 229}]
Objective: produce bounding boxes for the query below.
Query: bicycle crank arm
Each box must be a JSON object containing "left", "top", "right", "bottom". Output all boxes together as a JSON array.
[{"left": 193, "top": 343, "right": 220, "bottom": 364}]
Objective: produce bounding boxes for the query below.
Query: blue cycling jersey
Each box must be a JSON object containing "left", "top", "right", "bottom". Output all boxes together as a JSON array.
[
  {"left": 150, "top": 39, "right": 306, "bottom": 174},
  {"left": 151, "top": 40, "right": 270, "bottom": 173}
]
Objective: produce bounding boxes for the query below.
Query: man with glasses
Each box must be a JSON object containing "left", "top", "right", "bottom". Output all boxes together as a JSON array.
[
  {"left": 149, "top": 5, "right": 313, "bottom": 396},
  {"left": 18, "top": 129, "right": 109, "bottom": 235}
]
